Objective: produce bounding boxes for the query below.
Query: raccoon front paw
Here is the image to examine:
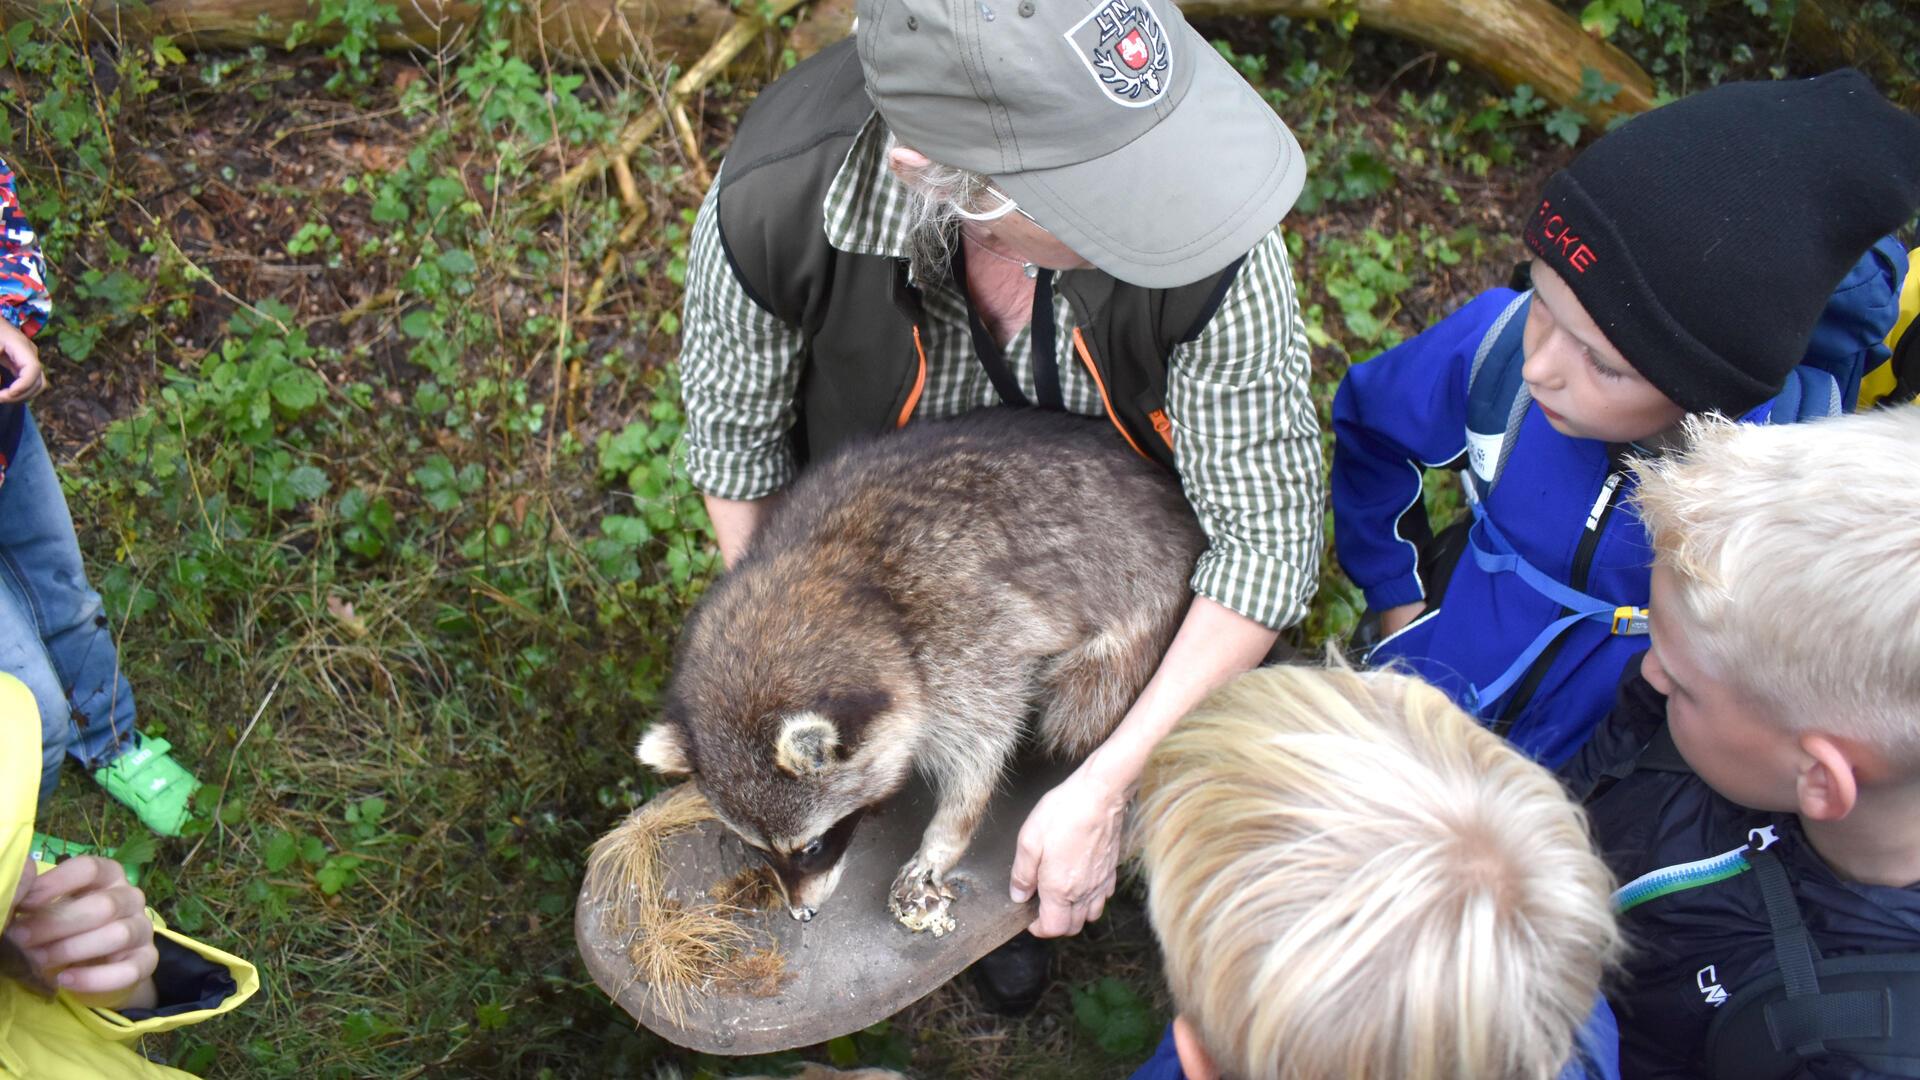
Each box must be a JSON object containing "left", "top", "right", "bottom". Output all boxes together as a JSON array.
[{"left": 888, "top": 862, "right": 957, "bottom": 937}]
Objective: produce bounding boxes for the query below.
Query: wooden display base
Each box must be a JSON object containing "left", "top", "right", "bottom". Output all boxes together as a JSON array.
[{"left": 576, "top": 761, "right": 1070, "bottom": 1055}]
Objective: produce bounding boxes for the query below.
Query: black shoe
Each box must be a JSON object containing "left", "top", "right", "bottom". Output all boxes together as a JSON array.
[{"left": 969, "top": 931, "right": 1052, "bottom": 1016}]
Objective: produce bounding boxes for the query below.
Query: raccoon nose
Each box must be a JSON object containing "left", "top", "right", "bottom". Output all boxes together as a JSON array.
[{"left": 790, "top": 905, "right": 817, "bottom": 922}]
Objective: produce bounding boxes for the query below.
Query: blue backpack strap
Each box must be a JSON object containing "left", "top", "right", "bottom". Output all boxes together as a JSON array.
[
  {"left": 1746, "top": 366, "right": 1844, "bottom": 426},
  {"left": 1802, "top": 235, "right": 1907, "bottom": 410},
  {"left": 1460, "top": 499, "right": 1648, "bottom": 716},
  {"left": 1465, "top": 290, "right": 1534, "bottom": 492}
]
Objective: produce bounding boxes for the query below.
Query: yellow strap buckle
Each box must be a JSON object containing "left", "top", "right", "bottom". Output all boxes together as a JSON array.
[{"left": 1612, "top": 606, "right": 1649, "bottom": 636}]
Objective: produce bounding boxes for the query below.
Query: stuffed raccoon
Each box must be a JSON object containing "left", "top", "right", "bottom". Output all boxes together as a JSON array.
[{"left": 636, "top": 409, "right": 1204, "bottom": 935}]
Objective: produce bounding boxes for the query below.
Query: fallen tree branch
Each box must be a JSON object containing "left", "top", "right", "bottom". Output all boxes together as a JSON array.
[
  {"left": 23, "top": 0, "right": 1656, "bottom": 166},
  {"left": 538, "top": 0, "right": 807, "bottom": 210},
  {"left": 1177, "top": 0, "right": 1656, "bottom": 121},
  {"left": 788, "top": 0, "right": 1652, "bottom": 124}
]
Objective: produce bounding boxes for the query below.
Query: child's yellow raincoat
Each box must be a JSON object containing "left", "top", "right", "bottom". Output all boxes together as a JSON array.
[{"left": 0, "top": 673, "right": 258, "bottom": 1077}]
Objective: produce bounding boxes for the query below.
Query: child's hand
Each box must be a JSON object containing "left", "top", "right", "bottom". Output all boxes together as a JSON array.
[
  {"left": 1378, "top": 601, "right": 1426, "bottom": 637},
  {"left": 0, "top": 316, "right": 45, "bottom": 402},
  {"left": 3, "top": 856, "right": 158, "bottom": 1009}
]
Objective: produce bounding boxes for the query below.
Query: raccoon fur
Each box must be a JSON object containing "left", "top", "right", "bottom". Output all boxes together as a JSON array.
[{"left": 637, "top": 409, "right": 1204, "bottom": 934}]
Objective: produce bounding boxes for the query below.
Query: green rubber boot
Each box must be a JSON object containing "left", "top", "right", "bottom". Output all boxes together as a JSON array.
[
  {"left": 93, "top": 734, "right": 201, "bottom": 838},
  {"left": 28, "top": 832, "right": 141, "bottom": 887}
]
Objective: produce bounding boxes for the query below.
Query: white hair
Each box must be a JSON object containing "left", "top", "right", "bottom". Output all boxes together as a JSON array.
[
  {"left": 882, "top": 129, "right": 993, "bottom": 282},
  {"left": 1134, "top": 663, "right": 1620, "bottom": 1080},
  {"left": 1631, "top": 405, "right": 1920, "bottom": 758}
]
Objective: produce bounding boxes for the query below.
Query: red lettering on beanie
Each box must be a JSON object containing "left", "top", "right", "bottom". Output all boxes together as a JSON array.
[{"left": 1531, "top": 199, "right": 1600, "bottom": 275}]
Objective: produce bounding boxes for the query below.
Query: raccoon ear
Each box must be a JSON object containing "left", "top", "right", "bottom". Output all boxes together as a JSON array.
[
  {"left": 773, "top": 713, "right": 841, "bottom": 776},
  {"left": 637, "top": 722, "right": 694, "bottom": 775},
  {"left": 813, "top": 688, "right": 892, "bottom": 752}
]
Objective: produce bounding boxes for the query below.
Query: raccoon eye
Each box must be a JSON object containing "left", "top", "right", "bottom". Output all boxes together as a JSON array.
[{"left": 801, "top": 839, "right": 824, "bottom": 858}]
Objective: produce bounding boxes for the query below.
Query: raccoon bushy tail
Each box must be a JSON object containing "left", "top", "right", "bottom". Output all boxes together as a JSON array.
[{"left": 1034, "top": 616, "right": 1171, "bottom": 759}]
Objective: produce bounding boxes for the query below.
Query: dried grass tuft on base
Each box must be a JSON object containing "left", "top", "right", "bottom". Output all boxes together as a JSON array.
[
  {"left": 716, "top": 945, "right": 792, "bottom": 997},
  {"left": 584, "top": 783, "right": 717, "bottom": 934},
  {"left": 709, "top": 864, "right": 783, "bottom": 910},
  {"left": 583, "top": 783, "right": 789, "bottom": 1024}
]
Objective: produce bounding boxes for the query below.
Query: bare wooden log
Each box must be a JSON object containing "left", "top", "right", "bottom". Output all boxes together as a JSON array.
[
  {"left": 8, "top": 0, "right": 1652, "bottom": 124},
  {"left": 0, "top": 0, "right": 757, "bottom": 76},
  {"left": 1788, "top": 0, "right": 1918, "bottom": 112},
  {"left": 1193, "top": 0, "right": 1652, "bottom": 121},
  {"left": 771, "top": 0, "right": 1653, "bottom": 124}
]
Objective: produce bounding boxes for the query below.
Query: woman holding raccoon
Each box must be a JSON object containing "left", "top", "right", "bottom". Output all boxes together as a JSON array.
[{"left": 672, "top": 0, "right": 1319, "bottom": 949}]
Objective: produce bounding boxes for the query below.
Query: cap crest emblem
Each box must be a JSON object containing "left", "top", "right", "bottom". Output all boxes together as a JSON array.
[{"left": 1066, "top": 0, "right": 1172, "bottom": 108}]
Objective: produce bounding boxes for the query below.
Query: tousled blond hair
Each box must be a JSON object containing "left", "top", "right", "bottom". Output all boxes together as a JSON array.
[
  {"left": 1134, "top": 664, "right": 1619, "bottom": 1080},
  {"left": 1631, "top": 406, "right": 1920, "bottom": 759}
]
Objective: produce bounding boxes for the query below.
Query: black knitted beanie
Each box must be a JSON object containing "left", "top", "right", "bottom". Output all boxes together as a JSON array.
[{"left": 1523, "top": 70, "right": 1920, "bottom": 415}]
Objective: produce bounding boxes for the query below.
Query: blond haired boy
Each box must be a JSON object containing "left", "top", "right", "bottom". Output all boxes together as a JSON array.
[
  {"left": 1572, "top": 405, "right": 1920, "bottom": 1079},
  {"left": 1129, "top": 664, "right": 1622, "bottom": 1080}
]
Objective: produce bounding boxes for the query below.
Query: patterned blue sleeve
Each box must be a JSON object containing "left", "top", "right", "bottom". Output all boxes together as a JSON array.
[{"left": 0, "top": 156, "right": 50, "bottom": 337}]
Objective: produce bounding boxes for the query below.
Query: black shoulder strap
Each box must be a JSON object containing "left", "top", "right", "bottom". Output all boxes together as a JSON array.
[
  {"left": 1635, "top": 724, "right": 1689, "bottom": 773},
  {"left": 1704, "top": 849, "right": 1920, "bottom": 1079},
  {"left": 1581, "top": 722, "right": 1691, "bottom": 804},
  {"left": 1890, "top": 308, "right": 1920, "bottom": 406},
  {"left": 1171, "top": 254, "right": 1247, "bottom": 346},
  {"left": 1750, "top": 848, "right": 1839, "bottom": 1055}
]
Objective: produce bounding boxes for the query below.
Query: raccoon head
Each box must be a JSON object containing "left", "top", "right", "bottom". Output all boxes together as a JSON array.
[
  {"left": 637, "top": 688, "right": 917, "bottom": 922},
  {"left": 644, "top": 565, "right": 925, "bottom": 920}
]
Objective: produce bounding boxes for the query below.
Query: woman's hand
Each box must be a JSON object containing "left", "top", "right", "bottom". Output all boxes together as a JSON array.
[
  {"left": 1008, "top": 596, "right": 1279, "bottom": 938},
  {"left": 1009, "top": 763, "right": 1129, "bottom": 938},
  {"left": 0, "top": 317, "right": 45, "bottom": 403},
  {"left": 4, "top": 856, "right": 158, "bottom": 1009}
]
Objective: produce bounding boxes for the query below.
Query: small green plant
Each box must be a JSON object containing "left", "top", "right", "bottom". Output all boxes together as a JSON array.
[
  {"left": 286, "top": 221, "right": 339, "bottom": 258},
  {"left": 824, "top": 1020, "right": 914, "bottom": 1071},
  {"left": 1072, "top": 976, "right": 1162, "bottom": 1059},
  {"left": 287, "top": 0, "right": 400, "bottom": 89},
  {"left": 455, "top": 41, "right": 612, "bottom": 147},
  {"left": 1319, "top": 230, "right": 1415, "bottom": 348}
]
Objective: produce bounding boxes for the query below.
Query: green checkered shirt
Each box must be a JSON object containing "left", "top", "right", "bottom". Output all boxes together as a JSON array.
[{"left": 678, "top": 115, "right": 1323, "bottom": 629}]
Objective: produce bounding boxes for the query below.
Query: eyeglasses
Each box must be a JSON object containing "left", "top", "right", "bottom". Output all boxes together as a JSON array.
[{"left": 953, "top": 186, "right": 1039, "bottom": 227}]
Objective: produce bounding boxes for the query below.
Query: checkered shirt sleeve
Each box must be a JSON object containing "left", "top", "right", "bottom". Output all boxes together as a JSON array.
[
  {"left": 1166, "top": 229, "right": 1325, "bottom": 630},
  {"left": 677, "top": 175, "right": 808, "bottom": 500},
  {"left": 0, "top": 157, "right": 49, "bottom": 338}
]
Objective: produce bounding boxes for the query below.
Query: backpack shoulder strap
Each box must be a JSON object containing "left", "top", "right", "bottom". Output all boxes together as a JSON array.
[
  {"left": 1465, "top": 290, "right": 1534, "bottom": 492},
  {"left": 1756, "top": 366, "right": 1845, "bottom": 425},
  {"left": 1580, "top": 721, "right": 1691, "bottom": 804},
  {"left": 1886, "top": 245, "right": 1920, "bottom": 406},
  {"left": 1704, "top": 849, "right": 1920, "bottom": 1079}
]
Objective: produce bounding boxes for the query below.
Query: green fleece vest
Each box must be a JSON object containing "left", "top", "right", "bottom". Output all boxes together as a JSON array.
[{"left": 714, "top": 39, "right": 1244, "bottom": 471}]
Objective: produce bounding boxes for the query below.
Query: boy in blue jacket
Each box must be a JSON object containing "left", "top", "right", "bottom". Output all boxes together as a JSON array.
[{"left": 1332, "top": 70, "right": 1920, "bottom": 766}]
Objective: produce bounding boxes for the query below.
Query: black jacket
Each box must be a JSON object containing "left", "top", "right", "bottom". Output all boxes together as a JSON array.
[{"left": 1571, "top": 662, "right": 1920, "bottom": 1080}]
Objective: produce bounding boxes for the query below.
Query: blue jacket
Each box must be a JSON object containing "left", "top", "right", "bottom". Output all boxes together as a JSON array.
[
  {"left": 1570, "top": 667, "right": 1920, "bottom": 1080},
  {"left": 1128, "top": 999, "right": 1621, "bottom": 1080},
  {"left": 1333, "top": 286, "right": 1659, "bottom": 766},
  {"left": 1332, "top": 242, "right": 1906, "bottom": 766}
]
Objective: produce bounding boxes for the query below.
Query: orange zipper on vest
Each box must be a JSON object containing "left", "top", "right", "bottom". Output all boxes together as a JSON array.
[
  {"left": 897, "top": 325, "right": 928, "bottom": 428},
  {"left": 1146, "top": 408, "right": 1174, "bottom": 450},
  {"left": 1071, "top": 327, "right": 1149, "bottom": 459}
]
